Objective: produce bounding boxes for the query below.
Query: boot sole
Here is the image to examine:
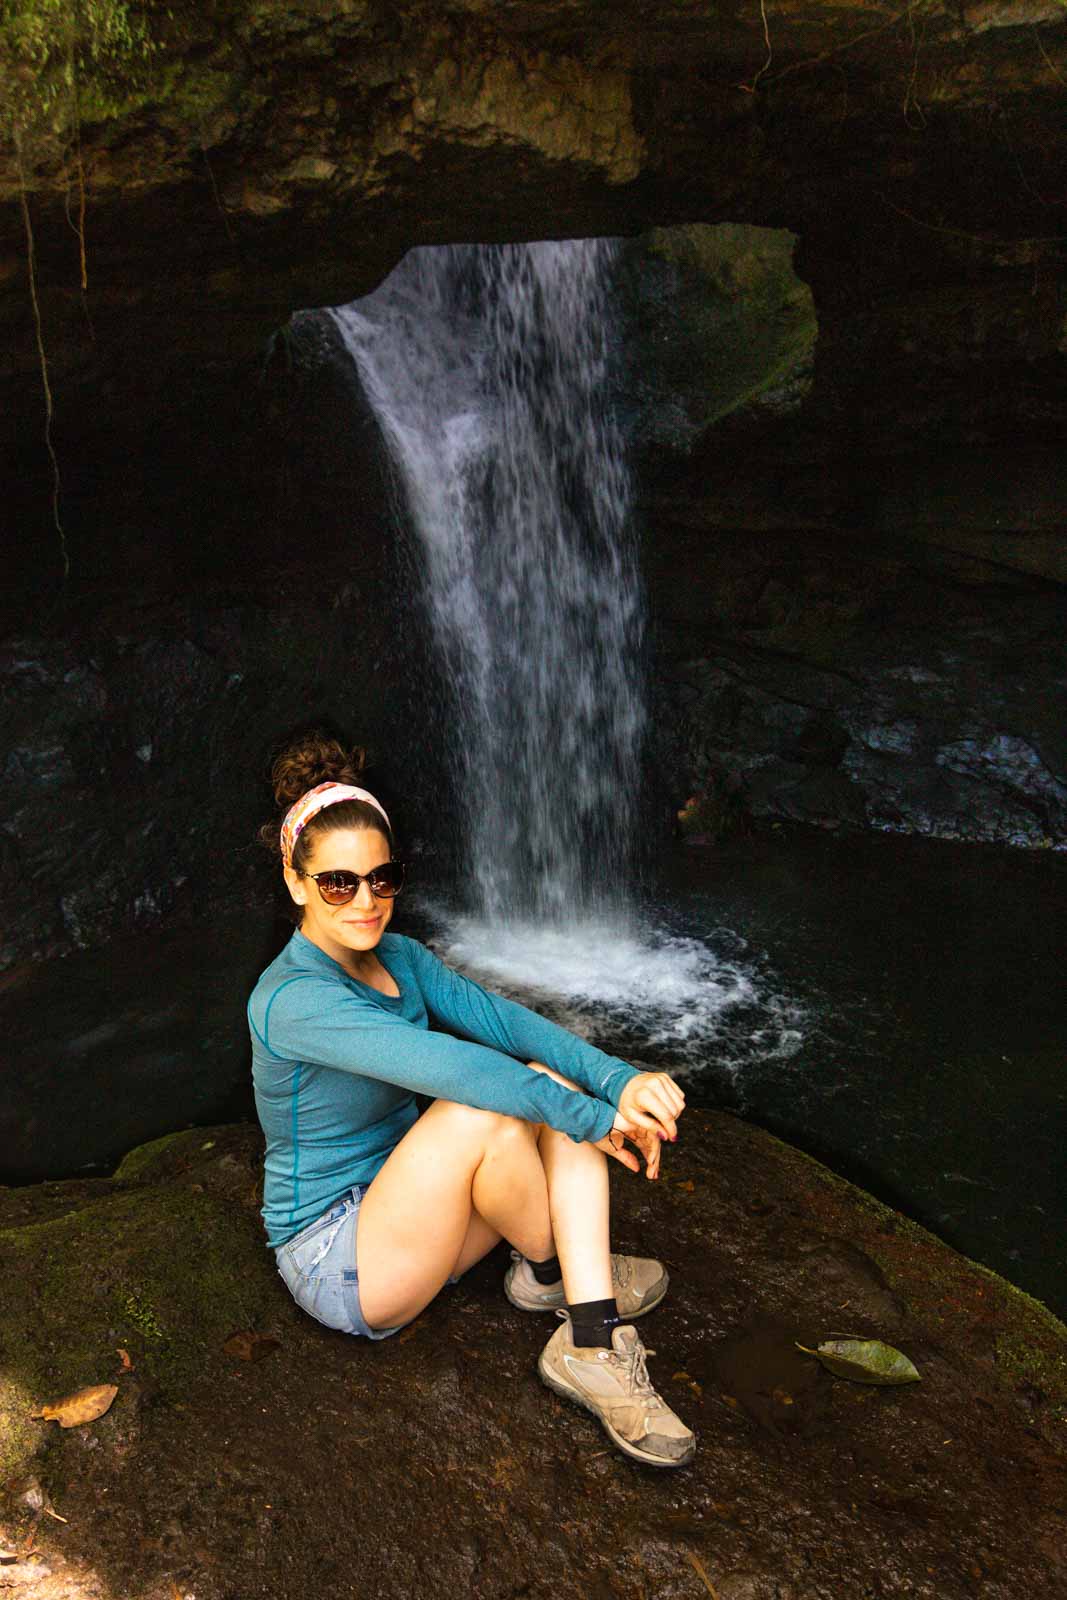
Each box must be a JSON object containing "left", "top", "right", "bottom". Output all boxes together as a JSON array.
[
  {"left": 506, "top": 1270, "right": 669, "bottom": 1320},
  {"left": 538, "top": 1352, "right": 696, "bottom": 1469}
]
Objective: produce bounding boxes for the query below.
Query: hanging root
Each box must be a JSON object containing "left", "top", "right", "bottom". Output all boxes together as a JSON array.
[
  {"left": 737, "top": 0, "right": 773, "bottom": 94},
  {"left": 15, "top": 129, "right": 70, "bottom": 584},
  {"left": 62, "top": 67, "right": 95, "bottom": 339},
  {"left": 71, "top": 68, "right": 89, "bottom": 293}
]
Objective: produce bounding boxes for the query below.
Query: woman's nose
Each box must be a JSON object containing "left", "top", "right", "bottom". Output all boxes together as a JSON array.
[{"left": 353, "top": 877, "right": 378, "bottom": 909}]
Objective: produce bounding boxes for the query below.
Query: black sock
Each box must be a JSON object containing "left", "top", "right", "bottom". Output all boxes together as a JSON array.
[
  {"left": 567, "top": 1297, "right": 621, "bottom": 1350},
  {"left": 527, "top": 1253, "right": 561, "bottom": 1286}
]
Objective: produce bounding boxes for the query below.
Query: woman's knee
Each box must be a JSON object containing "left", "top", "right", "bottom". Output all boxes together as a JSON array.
[{"left": 431, "top": 1099, "right": 540, "bottom": 1151}]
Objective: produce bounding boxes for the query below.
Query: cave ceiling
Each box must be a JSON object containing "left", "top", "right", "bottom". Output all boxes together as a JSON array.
[{"left": 1, "top": 0, "right": 1065, "bottom": 423}]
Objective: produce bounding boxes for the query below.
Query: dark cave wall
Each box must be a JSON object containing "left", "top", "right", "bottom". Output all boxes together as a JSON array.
[
  {"left": 0, "top": 315, "right": 447, "bottom": 975},
  {"left": 3, "top": 2, "right": 1067, "bottom": 969},
  {"left": 616, "top": 225, "right": 1067, "bottom": 850}
]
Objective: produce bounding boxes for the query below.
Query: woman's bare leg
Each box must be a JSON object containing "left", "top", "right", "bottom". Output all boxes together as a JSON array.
[
  {"left": 524, "top": 1061, "right": 613, "bottom": 1303},
  {"left": 356, "top": 1099, "right": 556, "bottom": 1330},
  {"left": 356, "top": 1092, "right": 617, "bottom": 1331},
  {"left": 537, "top": 1124, "right": 613, "bottom": 1304}
]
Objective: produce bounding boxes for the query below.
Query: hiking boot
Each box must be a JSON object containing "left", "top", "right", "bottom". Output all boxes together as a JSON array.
[
  {"left": 504, "top": 1250, "right": 668, "bottom": 1319},
  {"left": 538, "top": 1318, "right": 696, "bottom": 1468}
]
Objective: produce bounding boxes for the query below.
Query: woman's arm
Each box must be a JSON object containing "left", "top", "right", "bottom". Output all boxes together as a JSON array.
[
  {"left": 253, "top": 973, "right": 618, "bottom": 1145},
  {"left": 526, "top": 1059, "right": 667, "bottom": 1179},
  {"left": 399, "top": 937, "right": 641, "bottom": 1109}
]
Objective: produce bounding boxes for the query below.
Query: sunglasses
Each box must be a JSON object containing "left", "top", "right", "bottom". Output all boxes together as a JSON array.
[{"left": 299, "top": 861, "right": 406, "bottom": 904}]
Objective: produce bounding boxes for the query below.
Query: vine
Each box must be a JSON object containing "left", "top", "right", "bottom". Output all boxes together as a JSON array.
[
  {"left": 14, "top": 126, "right": 67, "bottom": 581},
  {"left": 2, "top": 2, "right": 163, "bottom": 585}
]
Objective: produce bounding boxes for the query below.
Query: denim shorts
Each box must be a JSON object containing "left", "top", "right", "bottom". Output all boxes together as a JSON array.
[{"left": 275, "top": 1185, "right": 402, "bottom": 1341}]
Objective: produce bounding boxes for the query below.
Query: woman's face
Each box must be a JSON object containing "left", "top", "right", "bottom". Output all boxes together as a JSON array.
[{"left": 283, "top": 826, "right": 395, "bottom": 965}]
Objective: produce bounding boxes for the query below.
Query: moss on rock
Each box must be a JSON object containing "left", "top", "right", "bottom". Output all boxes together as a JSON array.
[
  {"left": 112, "top": 1127, "right": 209, "bottom": 1182},
  {"left": 617, "top": 222, "right": 818, "bottom": 459},
  {"left": 0, "top": 1163, "right": 276, "bottom": 1482},
  {"left": 749, "top": 1120, "right": 1067, "bottom": 1409}
]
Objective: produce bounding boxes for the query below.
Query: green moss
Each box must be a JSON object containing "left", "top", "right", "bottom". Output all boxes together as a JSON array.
[
  {"left": 117, "top": 1286, "right": 166, "bottom": 1342},
  {"left": 0, "top": 1180, "right": 277, "bottom": 1480},
  {"left": 751, "top": 1123, "right": 1067, "bottom": 1408},
  {"left": 0, "top": 1373, "right": 40, "bottom": 1485},
  {"left": 626, "top": 223, "right": 818, "bottom": 448},
  {"left": 156, "top": 58, "right": 240, "bottom": 122},
  {"left": 112, "top": 1128, "right": 196, "bottom": 1182},
  {"left": 1, "top": 0, "right": 163, "bottom": 139},
  {"left": 994, "top": 1325, "right": 1067, "bottom": 1404}
]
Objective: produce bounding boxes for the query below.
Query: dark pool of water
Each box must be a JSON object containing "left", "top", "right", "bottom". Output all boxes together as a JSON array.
[
  {"left": 3, "top": 830, "right": 1064, "bottom": 1318},
  {"left": 647, "top": 831, "right": 1067, "bottom": 1318}
]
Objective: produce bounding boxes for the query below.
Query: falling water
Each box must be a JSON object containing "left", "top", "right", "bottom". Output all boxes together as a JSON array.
[
  {"left": 330, "top": 241, "right": 805, "bottom": 1071},
  {"left": 331, "top": 240, "right": 644, "bottom": 921}
]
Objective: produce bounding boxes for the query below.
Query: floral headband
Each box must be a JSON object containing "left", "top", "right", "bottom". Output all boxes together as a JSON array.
[{"left": 280, "top": 783, "right": 391, "bottom": 868}]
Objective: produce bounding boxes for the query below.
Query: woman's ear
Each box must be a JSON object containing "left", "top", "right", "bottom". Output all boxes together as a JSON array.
[{"left": 282, "top": 863, "right": 306, "bottom": 906}]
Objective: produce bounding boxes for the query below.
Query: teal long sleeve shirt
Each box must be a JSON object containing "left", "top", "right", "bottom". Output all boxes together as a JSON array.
[{"left": 248, "top": 928, "right": 641, "bottom": 1248}]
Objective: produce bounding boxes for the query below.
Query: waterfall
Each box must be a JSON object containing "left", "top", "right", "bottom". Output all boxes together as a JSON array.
[{"left": 332, "top": 240, "right": 644, "bottom": 922}]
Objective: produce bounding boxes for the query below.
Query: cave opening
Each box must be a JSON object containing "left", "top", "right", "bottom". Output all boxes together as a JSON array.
[{"left": 3, "top": 217, "right": 1066, "bottom": 1323}]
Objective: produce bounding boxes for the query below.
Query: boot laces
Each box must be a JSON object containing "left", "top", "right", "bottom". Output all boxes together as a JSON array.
[{"left": 613, "top": 1340, "right": 663, "bottom": 1410}]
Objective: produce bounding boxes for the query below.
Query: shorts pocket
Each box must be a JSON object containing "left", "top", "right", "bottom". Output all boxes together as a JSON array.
[{"left": 284, "top": 1209, "right": 349, "bottom": 1278}]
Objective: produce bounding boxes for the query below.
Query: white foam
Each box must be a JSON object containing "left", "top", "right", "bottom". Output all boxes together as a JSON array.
[{"left": 424, "top": 907, "right": 807, "bottom": 1077}]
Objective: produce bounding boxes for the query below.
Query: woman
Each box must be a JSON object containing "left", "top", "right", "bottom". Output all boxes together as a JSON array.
[{"left": 249, "top": 734, "right": 695, "bottom": 1468}]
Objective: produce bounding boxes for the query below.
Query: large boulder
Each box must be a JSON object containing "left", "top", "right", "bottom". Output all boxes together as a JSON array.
[{"left": 1, "top": 1113, "right": 1063, "bottom": 1597}]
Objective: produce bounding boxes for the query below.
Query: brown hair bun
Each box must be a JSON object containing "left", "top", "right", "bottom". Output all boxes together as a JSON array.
[{"left": 268, "top": 732, "right": 367, "bottom": 810}]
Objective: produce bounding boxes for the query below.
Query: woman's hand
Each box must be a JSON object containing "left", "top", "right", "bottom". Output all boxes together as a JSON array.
[
  {"left": 594, "top": 1117, "right": 663, "bottom": 1180},
  {"left": 617, "top": 1071, "right": 686, "bottom": 1143}
]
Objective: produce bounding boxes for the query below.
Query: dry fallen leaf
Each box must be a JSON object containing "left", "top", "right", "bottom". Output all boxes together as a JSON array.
[
  {"left": 116, "top": 1348, "right": 134, "bottom": 1372},
  {"left": 222, "top": 1330, "right": 281, "bottom": 1362},
  {"left": 30, "top": 1384, "right": 118, "bottom": 1429},
  {"left": 675, "top": 1179, "right": 695, "bottom": 1193}
]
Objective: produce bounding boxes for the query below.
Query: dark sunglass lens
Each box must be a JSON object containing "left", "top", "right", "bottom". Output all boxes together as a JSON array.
[
  {"left": 318, "top": 872, "right": 358, "bottom": 904},
  {"left": 369, "top": 863, "right": 405, "bottom": 897}
]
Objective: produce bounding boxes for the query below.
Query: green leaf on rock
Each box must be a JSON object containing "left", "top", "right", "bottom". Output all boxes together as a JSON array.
[{"left": 795, "top": 1338, "right": 921, "bottom": 1385}]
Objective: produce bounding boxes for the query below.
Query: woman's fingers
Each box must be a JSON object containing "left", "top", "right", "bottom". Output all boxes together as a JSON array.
[
  {"left": 620, "top": 1072, "right": 687, "bottom": 1141},
  {"left": 630, "top": 1093, "right": 678, "bottom": 1142},
  {"left": 601, "top": 1117, "right": 663, "bottom": 1178},
  {"left": 622, "top": 1125, "right": 661, "bottom": 1181},
  {"left": 595, "top": 1130, "right": 641, "bottom": 1173},
  {"left": 647, "top": 1074, "right": 686, "bottom": 1120}
]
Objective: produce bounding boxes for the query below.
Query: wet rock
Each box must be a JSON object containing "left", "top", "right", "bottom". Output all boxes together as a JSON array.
[
  {"left": 711, "top": 1317, "right": 829, "bottom": 1437},
  {"left": 0, "top": 1114, "right": 1063, "bottom": 1599},
  {"left": 0, "top": 583, "right": 408, "bottom": 973},
  {"left": 789, "top": 1237, "right": 907, "bottom": 1329},
  {"left": 652, "top": 538, "right": 1067, "bottom": 847},
  {"left": 715, "top": 1573, "right": 798, "bottom": 1600},
  {"left": 614, "top": 225, "right": 817, "bottom": 466}
]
